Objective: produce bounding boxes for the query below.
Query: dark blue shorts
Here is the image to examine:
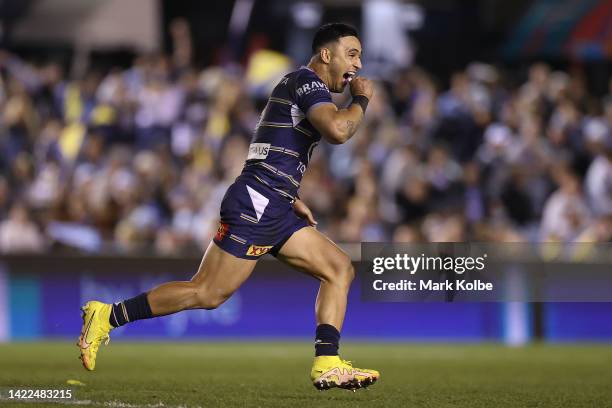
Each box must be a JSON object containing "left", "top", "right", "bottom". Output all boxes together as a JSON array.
[{"left": 213, "top": 176, "right": 309, "bottom": 260}]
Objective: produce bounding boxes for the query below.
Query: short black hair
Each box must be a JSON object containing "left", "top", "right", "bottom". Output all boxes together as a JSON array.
[{"left": 312, "top": 23, "right": 359, "bottom": 55}]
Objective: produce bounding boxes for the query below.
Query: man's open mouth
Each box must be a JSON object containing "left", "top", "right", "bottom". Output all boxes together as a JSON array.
[{"left": 343, "top": 71, "right": 356, "bottom": 83}]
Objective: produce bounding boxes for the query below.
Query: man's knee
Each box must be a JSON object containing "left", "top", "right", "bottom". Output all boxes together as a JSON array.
[
  {"left": 193, "top": 286, "right": 231, "bottom": 310},
  {"left": 325, "top": 254, "right": 355, "bottom": 287},
  {"left": 341, "top": 259, "right": 356, "bottom": 285}
]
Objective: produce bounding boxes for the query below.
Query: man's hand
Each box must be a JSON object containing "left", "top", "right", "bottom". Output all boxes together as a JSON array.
[
  {"left": 306, "top": 77, "right": 373, "bottom": 144},
  {"left": 293, "top": 199, "right": 317, "bottom": 227},
  {"left": 349, "top": 76, "right": 373, "bottom": 99}
]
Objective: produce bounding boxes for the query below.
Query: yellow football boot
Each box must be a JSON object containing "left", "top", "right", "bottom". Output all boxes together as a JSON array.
[
  {"left": 311, "top": 355, "right": 380, "bottom": 391},
  {"left": 76, "top": 301, "right": 113, "bottom": 371}
]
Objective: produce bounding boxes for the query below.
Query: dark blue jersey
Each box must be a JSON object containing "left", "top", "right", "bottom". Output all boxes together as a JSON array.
[{"left": 240, "top": 67, "right": 333, "bottom": 201}]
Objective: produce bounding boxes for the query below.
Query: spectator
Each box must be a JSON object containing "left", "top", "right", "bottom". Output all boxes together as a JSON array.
[
  {"left": 540, "top": 167, "right": 591, "bottom": 241},
  {"left": 0, "top": 42, "right": 609, "bottom": 252},
  {"left": 0, "top": 203, "right": 46, "bottom": 253}
]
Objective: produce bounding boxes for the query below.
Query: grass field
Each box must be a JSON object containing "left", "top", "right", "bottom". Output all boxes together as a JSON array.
[{"left": 0, "top": 342, "right": 611, "bottom": 407}]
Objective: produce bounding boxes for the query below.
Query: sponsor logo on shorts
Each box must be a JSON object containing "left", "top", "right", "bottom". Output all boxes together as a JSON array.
[
  {"left": 215, "top": 222, "right": 228, "bottom": 241},
  {"left": 246, "top": 245, "right": 273, "bottom": 257}
]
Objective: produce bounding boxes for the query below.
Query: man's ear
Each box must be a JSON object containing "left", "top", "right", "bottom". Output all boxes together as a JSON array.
[{"left": 319, "top": 47, "right": 331, "bottom": 64}]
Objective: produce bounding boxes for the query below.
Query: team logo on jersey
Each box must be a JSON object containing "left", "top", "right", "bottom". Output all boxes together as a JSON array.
[
  {"left": 247, "top": 143, "right": 270, "bottom": 160},
  {"left": 246, "top": 244, "right": 273, "bottom": 257},
  {"left": 215, "top": 222, "right": 228, "bottom": 241}
]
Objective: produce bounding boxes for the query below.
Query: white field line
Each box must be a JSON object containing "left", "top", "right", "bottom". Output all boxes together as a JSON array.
[{"left": 0, "top": 397, "right": 202, "bottom": 408}]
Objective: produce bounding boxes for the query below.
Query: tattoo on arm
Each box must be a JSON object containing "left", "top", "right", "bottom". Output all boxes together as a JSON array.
[{"left": 346, "top": 120, "right": 355, "bottom": 135}]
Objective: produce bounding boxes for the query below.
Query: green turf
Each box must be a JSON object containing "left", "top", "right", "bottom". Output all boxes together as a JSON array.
[{"left": 0, "top": 342, "right": 611, "bottom": 407}]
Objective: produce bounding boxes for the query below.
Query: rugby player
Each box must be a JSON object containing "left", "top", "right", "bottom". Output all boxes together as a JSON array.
[{"left": 77, "top": 23, "right": 379, "bottom": 391}]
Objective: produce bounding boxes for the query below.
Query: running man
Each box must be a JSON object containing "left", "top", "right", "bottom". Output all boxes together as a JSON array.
[{"left": 78, "top": 23, "right": 379, "bottom": 391}]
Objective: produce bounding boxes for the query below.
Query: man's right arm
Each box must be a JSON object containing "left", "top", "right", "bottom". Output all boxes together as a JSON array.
[{"left": 307, "top": 77, "right": 373, "bottom": 145}]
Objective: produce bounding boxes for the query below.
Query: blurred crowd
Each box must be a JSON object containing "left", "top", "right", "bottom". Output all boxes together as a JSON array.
[{"left": 0, "top": 34, "right": 611, "bottom": 254}]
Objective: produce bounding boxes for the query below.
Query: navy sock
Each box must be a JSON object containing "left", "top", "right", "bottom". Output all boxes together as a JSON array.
[
  {"left": 109, "top": 293, "right": 153, "bottom": 328},
  {"left": 315, "top": 324, "right": 340, "bottom": 356}
]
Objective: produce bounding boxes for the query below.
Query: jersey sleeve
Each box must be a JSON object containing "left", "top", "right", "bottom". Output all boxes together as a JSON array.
[{"left": 294, "top": 70, "right": 333, "bottom": 114}]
